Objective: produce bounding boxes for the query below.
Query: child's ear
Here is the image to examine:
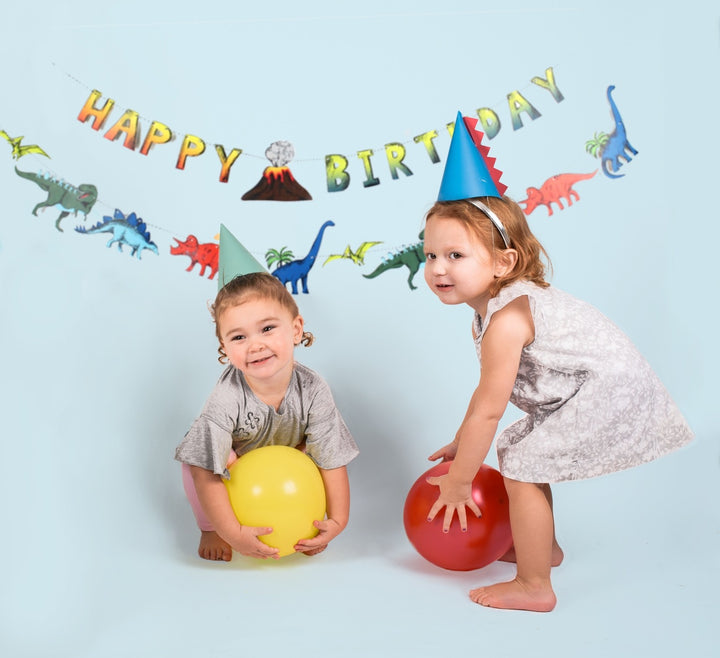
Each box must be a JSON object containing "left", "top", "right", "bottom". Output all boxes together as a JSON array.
[
  {"left": 494, "top": 249, "right": 518, "bottom": 277},
  {"left": 293, "top": 315, "right": 305, "bottom": 344}
]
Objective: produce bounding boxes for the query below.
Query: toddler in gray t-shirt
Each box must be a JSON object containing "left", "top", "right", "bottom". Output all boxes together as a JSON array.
[{"left": 175, "top": 273, "right": 358, "bottom": 562}]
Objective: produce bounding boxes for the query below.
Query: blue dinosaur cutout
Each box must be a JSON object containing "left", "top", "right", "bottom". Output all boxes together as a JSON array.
[
  {"left": 600, "top": 85, "right": 639, "bottom": 179},
  {"left": 75, "top": 209, "right": 159, "bottom": 259},
  {"left": 272, "top": 220, "right": 335, "bottom": 294}
]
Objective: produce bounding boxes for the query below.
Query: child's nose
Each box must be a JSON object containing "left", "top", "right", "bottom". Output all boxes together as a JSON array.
[
  {"left": 430, "top": 259, "right": 446, "bottom": 275},
  {"left": 248, "top": 336, "right": 265, "bottom": 350}
]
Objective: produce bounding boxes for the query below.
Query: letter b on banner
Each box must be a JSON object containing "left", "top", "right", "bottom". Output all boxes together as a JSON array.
[{"left": 325, "top": 154, "right": 350, "bottom": 192}]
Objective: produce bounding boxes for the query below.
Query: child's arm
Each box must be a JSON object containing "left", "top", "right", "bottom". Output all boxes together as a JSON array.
[
  {"left": 427, "top": 297, "right": 534, "bottom": 532},
  {"left": 293, "top": 465, "right": 350, "bottom": 555},
  {"left": 189, "top": 465, "right": 280, "bottom": 559}
]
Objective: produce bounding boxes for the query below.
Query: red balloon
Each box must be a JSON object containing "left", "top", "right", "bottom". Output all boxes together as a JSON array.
[{"left": 403, "top": 461, "right": 513, "bottom": 571}]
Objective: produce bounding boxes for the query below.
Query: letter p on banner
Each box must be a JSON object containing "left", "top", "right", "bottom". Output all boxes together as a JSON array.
[{"left": 176, "top": 134, "right": 207, "bottom": 170}]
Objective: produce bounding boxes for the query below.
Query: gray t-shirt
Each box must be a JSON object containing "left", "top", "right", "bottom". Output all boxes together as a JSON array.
[{"left": 175, "top": 362, "right": 359, "bottom": 478}]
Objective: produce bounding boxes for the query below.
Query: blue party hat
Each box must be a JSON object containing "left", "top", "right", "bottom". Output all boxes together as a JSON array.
[
  {"left": 437, "top": 112, "right": 507, "bottom": 201},
  {"left": 217, "top": 223, "right": 267, "bottom": 290}
]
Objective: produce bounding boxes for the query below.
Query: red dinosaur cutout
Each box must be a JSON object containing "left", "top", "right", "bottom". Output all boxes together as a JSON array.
[
  {"left": 171, "top": 235, "right": 219, "bottom": 279},
  {"left": 519, "top": 170, "right": 597, "bottom": 216}
]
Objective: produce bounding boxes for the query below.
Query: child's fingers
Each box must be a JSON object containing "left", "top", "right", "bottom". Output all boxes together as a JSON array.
[
  {"left": 294, "top": 535, "right": 329, "bottom": 553},
  {"left": 427, "top": 448, "right": 453, "bottom": 461},
  {"left": 426, "top": 478, "right": 449, "bottom": 522},
  {"left": 456, "top": 505, "right": 468, "bottom": 532},
  {"left": 244, "top": 542, "right": 279, "bottom": 559},
  {"left": 467, "top": 499, "right": 482, "bottom": 518},
  {"left": 442, "top": 505, "right": 457, "bottom": 532},
  {"left": 253, "top": 540, "right": 279, "bottom": 559},
  {"left": 252, "top": 526, "right": 274, "bottom": 536},
  {"left": 426, "top": 497, "right": 444, "bottom": 522},
  {"left": 249, "top": 527, "right": 279, "bottom": 558},
  {"left": 296, "top": 530, "right": 323, "bottom": 546},
  {"left": 294, "top": 521, "right": 324, "bottom": 548}
]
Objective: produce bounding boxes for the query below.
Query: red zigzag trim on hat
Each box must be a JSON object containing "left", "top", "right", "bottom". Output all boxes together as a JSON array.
[{"left": 462, "top": 116, "right": 508, "bottom": 196}]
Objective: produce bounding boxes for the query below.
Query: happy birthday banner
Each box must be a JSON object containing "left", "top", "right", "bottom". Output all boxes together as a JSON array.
[
  {"left": 5, "top": 65, "right": 633, "bottom": 296},
  {"left": 75, "top": 67, "right": 564, "bottom": 195}
]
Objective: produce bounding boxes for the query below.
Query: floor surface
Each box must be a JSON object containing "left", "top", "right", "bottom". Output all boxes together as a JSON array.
[{"left": 1, "top": 432, "right": 716, "bottom": 658}]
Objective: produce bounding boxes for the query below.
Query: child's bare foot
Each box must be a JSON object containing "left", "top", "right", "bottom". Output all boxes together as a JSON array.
[
  {"left": 198, "top": 531, "right": 233, "bottom": 561},
  {"left": 470, "top": 578, "right": 556, "bottom": 612},
  {"left": 499, "top": 542, "right": 564, "bottom": 567}
]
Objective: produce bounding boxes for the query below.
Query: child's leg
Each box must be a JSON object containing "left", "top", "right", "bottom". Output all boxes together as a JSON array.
[
  {"left": 181, "top": 463, "right": 233, "bottom": 561},
  {"left": 540, "top": 483, "right": 564, "bottom": 565},
  {"left": 470, "top": 478, "right": 557, "bottom": 612},
  {"left": 181, "top": 463, "right": 215, "bottom": 531},
  {"left": 499, "top": 483, "right": 564, "bottom": 567}
]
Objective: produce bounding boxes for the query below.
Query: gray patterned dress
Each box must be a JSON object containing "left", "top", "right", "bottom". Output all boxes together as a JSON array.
[{"left": 473, "top": 281, "right": 693, "bottom": 483}]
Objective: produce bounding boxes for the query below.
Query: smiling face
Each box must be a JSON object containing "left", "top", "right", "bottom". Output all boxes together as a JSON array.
[
  {"left": 423, "top": 214, "right": 509, "bottom": 315},
  {"left": 218, "top": 296, "right": 304, "bottom": 389}
]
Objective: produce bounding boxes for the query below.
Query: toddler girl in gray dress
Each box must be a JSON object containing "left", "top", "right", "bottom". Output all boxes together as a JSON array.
[{"left": 423, "top": 196, "right": 693, "bottom": 612}]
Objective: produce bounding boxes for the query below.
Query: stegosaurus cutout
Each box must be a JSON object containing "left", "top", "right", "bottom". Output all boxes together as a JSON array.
[{"left": 75, "top": 209, "right": 158, "bottom": 259}]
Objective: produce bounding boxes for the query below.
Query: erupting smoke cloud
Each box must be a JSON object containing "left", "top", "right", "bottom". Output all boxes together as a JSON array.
[{"left": 265, "top": 140, "right": 295, "bottom": 167}]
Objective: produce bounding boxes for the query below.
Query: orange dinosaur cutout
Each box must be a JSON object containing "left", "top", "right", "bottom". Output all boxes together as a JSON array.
[
  {"left": 519, "top": 171, "right": 597, "bottom": 216},
  {"left": 171, "top": 235, "right": 219, "bottom": 279}
]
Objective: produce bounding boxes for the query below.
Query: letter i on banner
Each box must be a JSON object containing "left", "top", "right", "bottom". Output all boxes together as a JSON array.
[{"left": 357, "top": 149, "right": 379, "bottom": 188}]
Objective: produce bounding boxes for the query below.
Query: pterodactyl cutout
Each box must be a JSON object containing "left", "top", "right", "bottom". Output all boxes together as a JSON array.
[
  {"left": 323, "top": 241, "right": 382, "bottom": 266},
  {"left": 0, "top": 130, "right": 50, "bottom": 160}
]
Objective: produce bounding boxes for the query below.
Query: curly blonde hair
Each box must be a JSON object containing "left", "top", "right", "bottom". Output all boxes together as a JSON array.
[
  {"left": 425, "top": 196, "right": 552, "bottom": 297},
  {"left": 211, "top": 272, "right": 314, "bottom": 364}
]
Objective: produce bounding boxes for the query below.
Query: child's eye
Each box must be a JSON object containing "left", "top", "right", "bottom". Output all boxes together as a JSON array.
[
  {"left": 449, "top": 252, "right": 463, "bottom": 260},
  {"left": 262, "top": 325, "right": 276, "bottom": 333},
  {"left": 230, "top": 334, "right": 245, "bottom": 341},
  {"left": 425, "top": 252, "right": 436, "bottom": 260}
]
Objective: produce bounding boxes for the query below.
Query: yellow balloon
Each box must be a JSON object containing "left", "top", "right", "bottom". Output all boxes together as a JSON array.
[{"left": 224, "top": 445, "right": 326, "bottom": 557}]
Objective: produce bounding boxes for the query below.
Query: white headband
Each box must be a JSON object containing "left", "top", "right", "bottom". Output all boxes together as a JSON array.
[{"left": 467, "top": 199, "right": 511, "bottom": 249}]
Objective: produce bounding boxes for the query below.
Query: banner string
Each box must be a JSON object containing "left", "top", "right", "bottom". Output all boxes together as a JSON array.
[{"left": 51, "top": 61, "right": 559, "bottom": 162}]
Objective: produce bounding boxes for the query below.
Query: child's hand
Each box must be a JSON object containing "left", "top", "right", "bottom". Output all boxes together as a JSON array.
[
  {"left": 428, "top": 439, "right": 459, "bottom": 462},
  {"left": 293, "top": 519, "right": 342, "bottom": 556},
  {"left": 426, "top": 473, "right": 481, "bottom": 532},
  {"left": 230, "top": 525, "right": 280, "bottom": 560}
]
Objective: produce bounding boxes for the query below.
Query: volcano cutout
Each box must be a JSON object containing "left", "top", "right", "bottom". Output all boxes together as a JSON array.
[{"left": 242, "top": 140, "right": 312, "bottom": 201}]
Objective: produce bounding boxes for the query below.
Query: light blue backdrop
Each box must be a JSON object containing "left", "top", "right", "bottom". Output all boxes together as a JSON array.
[{"left": 1, "top": 2, "right": 717, "bottom": 657}]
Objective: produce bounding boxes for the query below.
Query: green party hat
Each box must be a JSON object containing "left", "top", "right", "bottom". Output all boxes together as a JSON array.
[{"left": 217, "top": 223, "right": 267, "bottom": 290}]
